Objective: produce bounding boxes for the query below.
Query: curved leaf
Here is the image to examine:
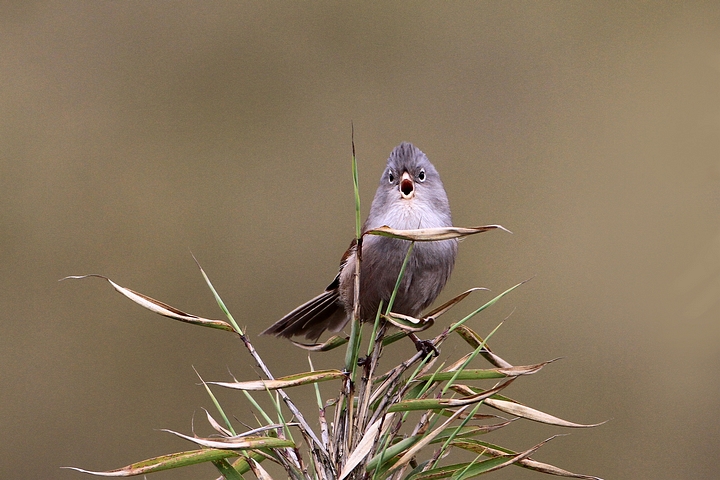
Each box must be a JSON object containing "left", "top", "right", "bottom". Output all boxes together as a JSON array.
[
  {"left": 210, "top": 369, "right": 346, "bottom": 391},
  {"left": 290, "top": 335, "right": 349, "bottom": 351},
  {"left": 62, "top": 449, "right": 239, "bottom": 477},
  {"left": 364, "top": 225, "right": 511, "bottom": 242},
  {"left": 61, "top": 275, "right": 234, "bottom": 331},
  {"left": 389, "top": 378, "right": 514, "bottom": 412},
  {"left": 383, "top": 312, "right": 434, "bottom": 332},
  {"left": 484, "top": 398, "right": 606, "bottom": 428},
  {"left": 162, "top": 431, "right": 294, "bottom": 450},
  {"left": 451, "top": 438, "right": 603, "bottom": 479},
  {"left": 418, "top": 360, "right": 553, "bottom": 382}
]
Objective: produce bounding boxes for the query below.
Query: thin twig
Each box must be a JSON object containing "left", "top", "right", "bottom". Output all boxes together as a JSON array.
[{"left": 238, "top": 332, "right": 332, "bottom": 475}]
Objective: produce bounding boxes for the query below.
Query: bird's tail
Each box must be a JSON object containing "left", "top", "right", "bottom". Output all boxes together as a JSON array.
[{"left": 261, "top": 290, "right": 348, "bottom": 340}]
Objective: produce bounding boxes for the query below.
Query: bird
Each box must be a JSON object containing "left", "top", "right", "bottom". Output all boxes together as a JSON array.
[{"left": 261, "top": 142, "right": 458, "bottom": 343}]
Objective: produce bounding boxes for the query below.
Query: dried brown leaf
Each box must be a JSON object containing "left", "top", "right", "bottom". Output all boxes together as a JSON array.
[
  {"left": 339, "top": 413, "right": 396, "bottom": 480},
  {"left": 210, "top": 369, "right": 346, "bottom": 391},
  {"left": 484, "top": 398, "right": 606, "bottom": 428},
  {"left": 364, "top": 225, "right": 511, "bottom": 242},
  {"left": 450, "top": 384, "right": 605, "bottom": 428},
  {"left": 383, "top": 312, "right": 434, "bottom": 332},
  {"left": 247, "top": 457, "right": 275, "bottom": 480},
  {"left": 452, "top": 435, "right": 561, "bottom": 477},
  {"left": 385, "top": 406, "right": 469, "bottom": 474},
  {"left": 451, "top": 438, "right": 603, "bottom": 479},
  {"left": 423, "top": 287, "right": 489, "bottom": 320},
  {"left": 161, "top": 430, "right": 294, "bottom": 450},
  {"left": 290, "top": 335, "right": 349, "bottom": 351},
  {"left": 62, "top": 274, "right": 234, "bottom": 331},
  {"left": 203, "top": 408, "right": 234, "bottom": 437}
]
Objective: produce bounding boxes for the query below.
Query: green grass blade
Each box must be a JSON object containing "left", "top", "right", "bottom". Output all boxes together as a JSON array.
[
  {"left": 386, "top": 242, "right": 414, "bottom": 314},
  {"left": 212, "top": 458, "right": 245, "bottom": 480},
  {"left": 242, "top": 390, "right": 274, "bottom": 425},
  {"left": 308, "top": 357, "right": 324, "bottom": 410},
  {"left": 346, "top": 314, "right": 362, "bottom": 376},
  {"left": 448, "top": 280, "right": 529, "bottom": 333},
  {"left": 194, "top": 366, "right": 236, "bottom": 435},
  {"left": 351, "top": 126, "right": 361, "bottom": 240},
  {"left": 192, "top": 254, "right": 243, "bottom": 334},
  {"left": 367, "top": 299, "right": 384, "bottom": 357}
]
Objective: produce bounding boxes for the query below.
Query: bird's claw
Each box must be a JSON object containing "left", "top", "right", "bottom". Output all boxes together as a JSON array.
[{"left": 414, "top": 339, "right": 439, "bottom": 357}]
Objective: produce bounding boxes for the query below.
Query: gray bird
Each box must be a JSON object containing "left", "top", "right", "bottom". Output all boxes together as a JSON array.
[{"left": 261, "top": 142, "right": 458, "bottom": 341}]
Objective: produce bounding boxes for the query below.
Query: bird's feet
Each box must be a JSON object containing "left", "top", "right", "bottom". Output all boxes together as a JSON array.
[{"left": 412, "top": 337, "right": 439, "bottom": 357}]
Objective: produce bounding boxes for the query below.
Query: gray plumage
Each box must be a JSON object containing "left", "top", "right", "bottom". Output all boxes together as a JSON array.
[{"left": 261, "top": 142, "right": 457, "bottom": 340}]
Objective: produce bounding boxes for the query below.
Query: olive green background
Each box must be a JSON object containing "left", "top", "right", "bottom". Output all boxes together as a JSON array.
[{"left": 2, "top": 2, "right": 718, "bottom": 479}]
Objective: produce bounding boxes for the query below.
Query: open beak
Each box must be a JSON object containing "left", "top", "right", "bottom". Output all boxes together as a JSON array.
[{"left": 400, "top": 171, "right": 415, "bottom": 199}]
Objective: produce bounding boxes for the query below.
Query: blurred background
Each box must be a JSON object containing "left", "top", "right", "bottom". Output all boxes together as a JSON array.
[{"left": 2, "top": 2, "right": 718, "bottom": 479}]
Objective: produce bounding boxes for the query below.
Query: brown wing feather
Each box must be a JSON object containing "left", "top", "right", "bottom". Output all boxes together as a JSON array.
[
  {"left": 261, "top": 289, "right": 347, "bottom": 340},
  {"left": 262, "top": 238, "right": 357, "bottom": 340}
]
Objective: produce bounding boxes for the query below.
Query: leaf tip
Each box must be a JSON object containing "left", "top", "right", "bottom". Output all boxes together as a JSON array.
[{"left": 59, "top": 274, "right": 105, "bottom": 282}]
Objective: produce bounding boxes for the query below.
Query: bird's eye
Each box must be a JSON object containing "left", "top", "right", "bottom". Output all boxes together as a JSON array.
[
  {"left": 418, "top": 169, "right": 426, "bottom": 182},
  {"left": 388, "top": 171, "right": 395, "bottom": 183}
]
